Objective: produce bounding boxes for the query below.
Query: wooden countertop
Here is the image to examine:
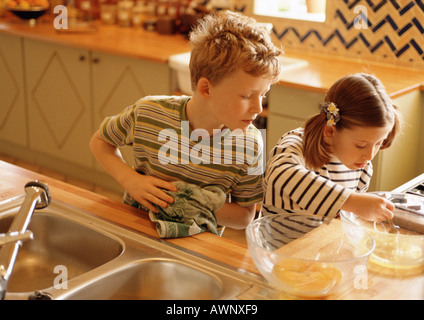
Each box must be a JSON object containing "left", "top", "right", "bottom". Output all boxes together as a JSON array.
[
  {"left": 0, "top": 15, "right": 422, "bottom": 97},
  {"left": 0, "top": 14, "right": 190, "bottom": 64},
  {"left": 0, "top": 160, "right": 256, "bottom": 275},
  {"left": 1, "top": 160, "right": 424, "bottom": 300},
  {"left": 279, "top": 52, "right": 424, "bottom": 99}
]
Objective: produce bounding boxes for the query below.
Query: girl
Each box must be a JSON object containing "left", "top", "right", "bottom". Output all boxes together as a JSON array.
[{"left": 262, "top": 73, "right": 401, "bottom": 221}]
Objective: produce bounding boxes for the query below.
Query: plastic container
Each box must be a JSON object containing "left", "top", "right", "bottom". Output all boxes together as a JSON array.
[{"left": 168, "top": 52, "right": 191, "bottom": 95}]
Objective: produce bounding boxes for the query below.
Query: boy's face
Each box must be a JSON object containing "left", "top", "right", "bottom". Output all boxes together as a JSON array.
[{"left": 207, "top": 69, "right": 272, "bottom": 132}]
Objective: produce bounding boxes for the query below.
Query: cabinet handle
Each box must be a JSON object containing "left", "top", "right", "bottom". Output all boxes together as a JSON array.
[
  {"left": 92, "top": 57, "right": 100, "bottom": 64},
  {"left": 79, "top": 55, "right": 86, "bottom": 62}
]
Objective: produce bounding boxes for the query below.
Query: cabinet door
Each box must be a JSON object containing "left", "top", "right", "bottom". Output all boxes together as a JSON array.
[
  {"left": 267, "top": 114, "right": 306, "bottom": 154},
  {"left": 91, "top": 50, "right": 171, "bottom": 169},
  {"left": 24, "top": 38, "right": 92, "bottom": 168},
  {"left": 372, "top": 90, "right": 423, "bottom": 190},
  {"left": 0, "top": 34, "right": 27, "bottom": 147},
  {"left": 267, "top": 85, "right": 324, "bottom": 154},
  {"left": 91, "top": 51, "right": 171, "bottom": 126}
]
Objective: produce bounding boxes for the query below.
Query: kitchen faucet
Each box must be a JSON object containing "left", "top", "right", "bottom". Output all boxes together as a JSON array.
[{"left": 0, "top": 181, "right": 51, "bottom": 300}]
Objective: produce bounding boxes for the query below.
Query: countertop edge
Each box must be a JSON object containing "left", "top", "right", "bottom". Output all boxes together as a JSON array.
[{"left": 0, "top": 160, "right": 259, "bottom": 275}]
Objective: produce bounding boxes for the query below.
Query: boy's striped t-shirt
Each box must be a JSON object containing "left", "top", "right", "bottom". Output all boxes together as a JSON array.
[
  {"left": 99, "top": 95, "right": 264, "bottom": 208},
  {"left": 262, "top": 128, "right": 372, "bottom": 217}
]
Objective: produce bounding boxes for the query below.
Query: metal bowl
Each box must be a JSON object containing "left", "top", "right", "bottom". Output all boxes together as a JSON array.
[
  {"left": 246, "top": 214, "right": 374, "bottom": 298},
  {"left": 341, "top": 192, "right": 424, "bottom": 270}
]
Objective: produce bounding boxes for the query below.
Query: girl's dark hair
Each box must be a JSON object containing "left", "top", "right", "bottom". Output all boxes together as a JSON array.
[{"left": 303, "top": 73, "right": 401, "bottom": 170}]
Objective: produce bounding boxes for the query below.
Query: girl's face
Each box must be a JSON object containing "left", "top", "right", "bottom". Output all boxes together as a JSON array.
[{"left": 325, "top": 125, "right": 393, "bottom": 170}]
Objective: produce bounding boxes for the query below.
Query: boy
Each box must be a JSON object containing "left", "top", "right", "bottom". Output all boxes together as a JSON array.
[{"left": 89, "top": 10, "right": 282, "bottom": 229}]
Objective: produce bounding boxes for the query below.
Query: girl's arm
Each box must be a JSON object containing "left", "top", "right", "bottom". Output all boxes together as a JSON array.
[
  {"left": 341, "top": 192, "right": 394, "bottom": 221},
  {"left": 215, "top": 203, "right": 256, "bottom": 229}
]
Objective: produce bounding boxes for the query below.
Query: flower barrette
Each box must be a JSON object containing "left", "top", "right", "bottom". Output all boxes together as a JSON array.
[{"left": 321, "top": 102, "right": 340, "bottom": 126}]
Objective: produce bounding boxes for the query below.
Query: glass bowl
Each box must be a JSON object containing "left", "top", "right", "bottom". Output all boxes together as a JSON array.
[
  {"left": 246, "top": 214, "right": 375, "bottom": 299},
  {"left": 341, "top": 192, "right": 424, "bottom": 270}
]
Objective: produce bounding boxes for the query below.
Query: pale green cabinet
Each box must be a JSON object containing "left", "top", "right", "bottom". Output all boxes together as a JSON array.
[
  {"left": 91, "top": 51, "right": 171, "bottom": 171},
  {"left": 0, "top": 35, "right": 171, "bottom": 191},
  {"left": 0, "top": 34, "right": 27, "bottom": 147},
  {"left": 92, "top": 51, "right": 170, "bottom": 125},
  {"left": 371, "top": 90, "right": 424, "bottom": 191},
  {"left": 267, "top": 85, "right": 324, "bottom": 153},
  {"left": 24, "top": 38, "right": 92, "bottom": 168}
]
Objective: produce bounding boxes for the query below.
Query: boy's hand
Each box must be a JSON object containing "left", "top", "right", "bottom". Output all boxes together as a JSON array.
[
  {"left": 343, "top": 192, "right": 395, "bottom": 222},
  {"left": 124, "top": 175, "right": 177, "bottom": 213},
  {"left": 89, "top": 131, "right": 177, "bottom": 213}
]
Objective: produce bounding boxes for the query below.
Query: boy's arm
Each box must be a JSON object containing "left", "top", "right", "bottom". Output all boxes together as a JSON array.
[
  {"left": 89, "top": 131, "right": 176, "bottom": 212},
  {"left": 214, "top": 202, "right": 256, "bottom": 229}
]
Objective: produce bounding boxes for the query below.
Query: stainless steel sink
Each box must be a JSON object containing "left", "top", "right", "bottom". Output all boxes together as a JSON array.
[
  {"left": 0, "top": 204, "right": 123, "bottom": 293},
  {"left": 63, "top": 259, "right": 222, "bottom": 300},
  {"left": 0, "top": 196, "right": 277, "bottom": 300}
]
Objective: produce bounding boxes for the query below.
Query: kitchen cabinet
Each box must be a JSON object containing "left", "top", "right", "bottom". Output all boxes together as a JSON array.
[
  {"left": 91, "top": 50, "right": 171, "bottom": 171},
  {"left": 267, "top": 84, "right": 424, "bottom": 191},
  {"left": 372, "top": 90, "right": 424, "bottom": 191},
  {"left": 267, "top": 85, "right": 324, "bottom": 153},
  {"left": 24, "top": 38, "right": 92, "bottom": 168},
  {"left": 0, "top": 34, "right": 27, "bottom": 147},
  {"left": 0, "top": 35, "right": 171, "bottom": 192}
]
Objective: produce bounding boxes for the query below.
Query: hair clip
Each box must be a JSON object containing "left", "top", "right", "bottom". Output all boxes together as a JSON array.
[{"left": 321, "top": 102, "right": 340, "bottom": 126}]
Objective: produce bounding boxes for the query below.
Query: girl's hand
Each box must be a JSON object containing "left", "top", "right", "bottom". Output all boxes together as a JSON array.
[
  {"left": 123, "top": 174, "right": 177, "bottom": 213},
  {"left": 342, "top": 192, "right": 395, "bottom": 222}
]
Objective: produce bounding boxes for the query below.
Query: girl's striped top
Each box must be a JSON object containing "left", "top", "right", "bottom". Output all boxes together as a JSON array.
[
  {"left": 99, "top": 95, "right": 264, "bottom": 208},
  {"left": 262, "top": 128, "right": 372, "bottom": 217}
]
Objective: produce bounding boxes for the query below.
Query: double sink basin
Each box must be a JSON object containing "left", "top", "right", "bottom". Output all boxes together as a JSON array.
[{"left": 0, "top": 196, "right": 275, "bottom": 300}]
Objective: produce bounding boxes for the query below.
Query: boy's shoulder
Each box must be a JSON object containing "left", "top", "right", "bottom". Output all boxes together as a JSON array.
[
  {"left": 135, "top": 95, "right": 191, "bottom": 111},
  {"left": 228, "top": 125, "right": 264, "bottom": 150},
  {"left": 137, "top": 95, "right": 190, "bottom": 104}
]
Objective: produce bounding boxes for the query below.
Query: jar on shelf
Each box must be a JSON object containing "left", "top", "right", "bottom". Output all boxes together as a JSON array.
[
  {"left": 117, "top": 0, "right": 134, "bottom": 27},
  {"left": 100, "top": 2, "right": 117, "bottom": 24},
  {"left": 132, "top": 0, "right": 147, "bottom": 28}
]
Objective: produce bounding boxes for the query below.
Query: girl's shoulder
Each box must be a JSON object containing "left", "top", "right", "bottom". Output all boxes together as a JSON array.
[
  {"left": 276, "top": 127, "right": 304, "bottom": 147},
  {"left": 268, "top": 127, "right": 305, "bottom": 163}
]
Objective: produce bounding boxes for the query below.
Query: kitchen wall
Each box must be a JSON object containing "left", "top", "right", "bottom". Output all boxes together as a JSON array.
[{"left": 230, "top": 0, "right": 424, "bottom": 69}]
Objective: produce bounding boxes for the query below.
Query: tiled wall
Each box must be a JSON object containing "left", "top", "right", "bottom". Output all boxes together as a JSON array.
[{"left": 231, "top": 0, "right": 424, "bottom": 69}]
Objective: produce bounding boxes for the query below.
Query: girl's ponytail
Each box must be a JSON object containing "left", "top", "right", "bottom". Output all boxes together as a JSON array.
[{"left": 303, "top": 113, "right": 331, "bottom": 170}]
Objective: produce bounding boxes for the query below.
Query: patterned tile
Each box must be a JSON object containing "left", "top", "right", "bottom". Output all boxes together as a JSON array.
[{"left": 234, "top": 0, "right": 424, "bottom": 68}]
